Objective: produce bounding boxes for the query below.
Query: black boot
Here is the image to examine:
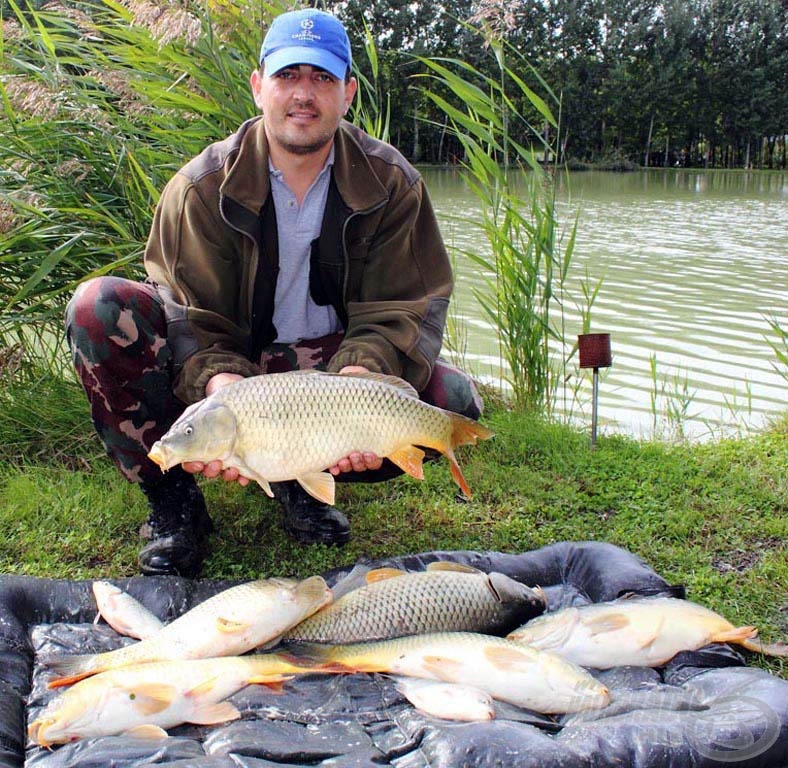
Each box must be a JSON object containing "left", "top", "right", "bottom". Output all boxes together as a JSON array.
[
  {"left": 137, "top": 468, "right": 214, "bottom": 577},
  {"left": 272, "top": 481, "right": 350, "bottom": 546}
]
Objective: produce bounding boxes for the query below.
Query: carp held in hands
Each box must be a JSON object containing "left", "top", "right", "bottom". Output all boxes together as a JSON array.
[{"left": 148, "top": 370, "right": 494, "bottom": 504}]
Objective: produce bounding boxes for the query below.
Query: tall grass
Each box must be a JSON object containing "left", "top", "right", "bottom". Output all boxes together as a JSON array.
[
  {"left": 0, "top": 0, "right": 276, "bottom": 350},
  {"left": 416, "top": 26, "right": 590, "bottom": 414}
]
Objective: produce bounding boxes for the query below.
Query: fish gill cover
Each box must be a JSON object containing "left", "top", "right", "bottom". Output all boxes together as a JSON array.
[{"left": 1, "top": 541, "right": 787, "bottom": 767}]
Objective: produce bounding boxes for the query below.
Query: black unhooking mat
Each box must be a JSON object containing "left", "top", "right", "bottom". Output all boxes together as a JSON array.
[{"left": 1, "top": 541, "right": 786, "bottom": 768}]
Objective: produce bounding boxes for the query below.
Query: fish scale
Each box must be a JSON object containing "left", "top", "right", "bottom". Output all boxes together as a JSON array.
[{"left": 284, "top": 568, "right": 546, "bottom": 643}]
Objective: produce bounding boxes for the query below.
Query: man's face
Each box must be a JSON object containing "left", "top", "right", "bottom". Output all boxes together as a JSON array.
[{"left": 250, "top": 64, "right": 357, "bottom": 156}]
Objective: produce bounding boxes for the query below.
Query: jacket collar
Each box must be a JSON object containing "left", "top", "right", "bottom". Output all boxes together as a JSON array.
[{"left": 221, "top": 117, "right": 389, "bottom": 216}]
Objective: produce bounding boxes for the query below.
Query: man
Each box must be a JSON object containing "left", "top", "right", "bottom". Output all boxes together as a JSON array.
[{"left": 65, "top": 8, "right": 481, "bottom": 578}]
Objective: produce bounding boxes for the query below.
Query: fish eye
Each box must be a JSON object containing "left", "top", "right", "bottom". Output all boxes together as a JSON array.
[{"left": 184, "top": 425, "right": 193, "bottom": 436}]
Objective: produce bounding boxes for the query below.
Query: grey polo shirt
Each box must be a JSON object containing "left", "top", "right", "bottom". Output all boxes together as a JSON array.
[{"left": 269, "top": 150, "right": 342, "bottom": 344}]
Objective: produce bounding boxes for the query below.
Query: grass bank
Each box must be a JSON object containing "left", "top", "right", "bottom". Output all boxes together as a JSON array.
[{"left": 0, "top": 374, "right": 785, "bottom": 678}]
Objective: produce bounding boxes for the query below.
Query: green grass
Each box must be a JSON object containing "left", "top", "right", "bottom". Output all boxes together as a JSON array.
[{"left": 0, "top": 374, "right": 785, "bottom": 678}]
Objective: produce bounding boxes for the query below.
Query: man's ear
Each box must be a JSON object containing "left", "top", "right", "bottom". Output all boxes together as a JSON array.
[{"left": 250, "top": 69, "right": 265, "bottom": 111}]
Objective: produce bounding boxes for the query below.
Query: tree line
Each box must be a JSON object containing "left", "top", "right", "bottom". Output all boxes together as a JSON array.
[{"left": 332, "top": 0, "right": 787, "bottom": 169}]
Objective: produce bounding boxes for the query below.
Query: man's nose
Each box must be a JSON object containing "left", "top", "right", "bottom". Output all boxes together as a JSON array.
[{"left": 292, "top": 76, "right": 315, "bottom": 102}]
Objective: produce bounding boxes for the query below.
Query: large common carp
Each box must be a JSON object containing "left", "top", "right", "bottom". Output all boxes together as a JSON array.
[
  {"left": 148, "top": 371, "right": 493, "bottom": 504},
  {"left": 29, "top": 654, "right": 333, "bottom": 747},
  {"left": 507, "top": 595, "right": 788, "bottom": 668},
  {"left": 284, "top": 563, "right": 546, "bottom": 643},
  {"left": 43, "top": 575, "right": 332, "bottom": 687},
  {"left": 292, "top": 632, "right": 610, "bottom": 714}
]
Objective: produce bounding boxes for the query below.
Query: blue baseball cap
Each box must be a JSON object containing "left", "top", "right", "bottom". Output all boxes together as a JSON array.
[{"left": 260, "top": 9, "right": 352, "bottom": 81}]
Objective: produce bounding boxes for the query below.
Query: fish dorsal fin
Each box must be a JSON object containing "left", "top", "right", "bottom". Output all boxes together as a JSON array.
[
  {"left": 582, "top": 613, "right": 631, "bottom": 636},
  {"left": 338, "top": 370, "right": 419, "bottom": 398},
  {"left": 365, "top": 567, "right": 408, "bottom": 584},
  {"left": 123, "top": 724, "right": 169, "bottom": 740},
  {"left": 216, "top": 617, "right": 251, "bottom": 634},
  {"left": 189, "top": 701, "right": 242, "bottom": 725},
  {"left": 387, "top": 445, "right": 425, "bottom": 479},
  {"left": 130, "top": 684, "right": 177, "bottom": 715},
  {"left": 484, "top": 644, "right": 537, "bottom": 673},
  {"left": 296, "top": 472, "right": 336, "bottom": 505},
  {"left": 295, "top": 574, "right": 331, "bottom": 604},
  {"left": 426, "top": 562, "right": 481, "bottom": 574}
]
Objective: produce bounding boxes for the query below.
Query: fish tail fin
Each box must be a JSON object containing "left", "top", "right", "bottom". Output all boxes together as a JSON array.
[
  {"left": 247, "top": 673, "right": 295, "bottom": 692},
  {"left": 447, "top": 452, "right": 472, "bottom": 498},
  {"left": 739, "top": 635, "right": 788, "bottom": 657},
  {"left": 432, "top": 414, "right": 493, "bottom": 498},
  {"left": 449, "top": 413, "right": 495, "bottom": 450},
  {"left": 711, "top": 625, "right": 759, "bottom": 647},
  {"left": 41, "top": 654, "right": 101, "bottom": 688},
  {"left": 278, "top": 646, "right": 382, "bottom": 675}
]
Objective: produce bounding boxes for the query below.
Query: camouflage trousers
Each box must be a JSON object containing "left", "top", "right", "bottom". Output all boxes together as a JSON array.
[{"left": 65, "top": 276, "right": 483, "bottom": 485}]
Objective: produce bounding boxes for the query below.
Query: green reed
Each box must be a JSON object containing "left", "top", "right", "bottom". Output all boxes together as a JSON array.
[{"left": 416, "top": 29, "right": 588, "bottom": 414}]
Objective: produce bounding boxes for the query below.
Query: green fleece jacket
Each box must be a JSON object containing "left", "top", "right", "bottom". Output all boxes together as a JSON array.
[{"left": 144, "top": 117, "right": 453, "bottom": 405}]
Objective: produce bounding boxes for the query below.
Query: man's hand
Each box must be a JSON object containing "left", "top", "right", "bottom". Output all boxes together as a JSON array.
[
  {"left": 329, "top": 451, "right": 384, "bottom": 476},
  {"left": 205, "top": 372, "right": 244, "bottom": 396},
  {"left": 182, "top": 372, "right": 249, "bottom": 484}
]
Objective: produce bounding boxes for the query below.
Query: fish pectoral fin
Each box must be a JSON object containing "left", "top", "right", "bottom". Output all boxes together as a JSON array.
[
  {"left": 296, "top": 473, "right": 335, "bottom": 505},
  {"left": 258, "top": 479, "right": 274, "bottom": 497},
  {"left": 421, "top": 655, "right": 465, "bottom": 680},
  {"left": 216, "top": 617, "right": 251, "bottom": 634},
  {"left": 483, "top": 645, "right": 537, "bottom": 673},
  {"left": 637, "top": 614, "right": 665, "bottom": 649},
  {"left": 123, "top": 724, "right": 169, "bottom": 740},
  {"left": 387, "top": 445, "right": 426, "bottom": 480},
  {"left": 426, "top": 561, "right": 481, "bottom": 574},
  {"left": 582, "top": 613, "right": 631, "bottom": 636},
  {"left": 711, "top": 625, "right": 758, "bottom": 645},
  {"left": 189, "top": 701, "right": 241, "bottom": 725},
  {"left": 131, "top": 683, "right": 178, "bottom": 715},
  {"left": 365, "top": 567, "right": 408, "bottom": 584}
]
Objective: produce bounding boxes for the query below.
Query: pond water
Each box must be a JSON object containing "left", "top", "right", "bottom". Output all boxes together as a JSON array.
[{"left": 422, "top": 168, "right": 788, "bottom": 441}]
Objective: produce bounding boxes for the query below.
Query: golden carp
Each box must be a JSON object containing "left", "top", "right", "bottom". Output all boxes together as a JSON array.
[
  {"left": 92, "top": 581, "right": 164, "bottom": 640},
  {"left": 44, "top": 575, "right": 332, "bottom": 687},
  {"left": 507, "top": 596, "right": 788, "bottom": 668},
  {"left": 148, "top": 371, "right": 493, "bottom": 504},
  {"left": 28, "top": 654, "right": 330, "bottom": 747},
  {"left": 293, "top": 632, "right": 610, "bottom": 714},
  {"left": 392, "top": 676, "right": 495, "bottom": 721},
  {"left": 284, "top": 562, "right": 546, "bottom": 643}
]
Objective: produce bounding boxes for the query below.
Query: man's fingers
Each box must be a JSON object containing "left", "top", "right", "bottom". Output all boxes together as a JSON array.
[{"left": 328, "top": 451, "right": 382, "bottom": 474}]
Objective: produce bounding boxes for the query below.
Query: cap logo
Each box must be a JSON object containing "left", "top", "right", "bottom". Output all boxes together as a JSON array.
[{"left": 292, "top": 17, "right": 320, "bottom": 43}]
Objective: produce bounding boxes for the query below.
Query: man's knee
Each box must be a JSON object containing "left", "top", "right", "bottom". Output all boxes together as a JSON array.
[
  {"left": 421, "top": 359, "right": 484, "bottom": 420},
  {"left": 65, "top": 276, "right": 163, "bottom": 357}
]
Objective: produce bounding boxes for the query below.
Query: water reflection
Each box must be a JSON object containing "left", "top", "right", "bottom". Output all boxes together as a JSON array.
[{"left": 423, "top": 168, "right": 788, "bottom": 440}]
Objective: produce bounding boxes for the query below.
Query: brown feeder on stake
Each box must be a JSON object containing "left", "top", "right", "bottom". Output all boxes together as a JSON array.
[{"left": 578, "top": 333, "right": 612, "bottom": 448}]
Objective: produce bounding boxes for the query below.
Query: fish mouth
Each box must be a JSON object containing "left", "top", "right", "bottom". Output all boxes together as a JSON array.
[
  {"left": 28, "top": 718, "right": 53, "bottom": 747},
  {"left": 147, "top": 442, "right": 171, "bottom": 471}
]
